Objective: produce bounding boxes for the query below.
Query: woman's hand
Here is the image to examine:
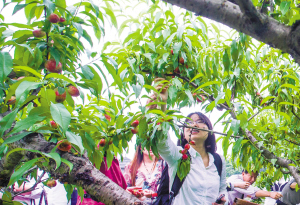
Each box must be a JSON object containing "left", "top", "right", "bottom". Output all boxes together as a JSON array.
[
  {"left": 143, "top": 189, "right": 156, "bottom": 198},
  {"left": 126, "top": 186, "right": 144, "bottom": 198},
  {"left": 152, "top": 77, "right": 169, "bottom": 112},
  {"left": 153, "top": 77, "right": 169, "bottom": 102},
  {"left": 269, "top": 192, "right": 282, "bottom": 200},
  {"left": 234, "top": 181, "right": 250, "bottom": 189}
]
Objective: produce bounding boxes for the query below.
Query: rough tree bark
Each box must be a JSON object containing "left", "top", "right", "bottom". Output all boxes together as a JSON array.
[
  {"left": 161, "top": 0, "right": 300, "bottom": 66},
  {"left": 0, "top": 113, "right": 144, "bottom": 205}
]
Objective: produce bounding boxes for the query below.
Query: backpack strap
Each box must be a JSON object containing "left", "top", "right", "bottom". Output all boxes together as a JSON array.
[
  {"left": 212, "top": 152, "right": 222, "bottom": 177},
  {"left": 169, "top": 151, "right": 191, "bottom": 203}
]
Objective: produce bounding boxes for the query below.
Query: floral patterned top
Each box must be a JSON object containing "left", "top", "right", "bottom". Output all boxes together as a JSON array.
[{"left": 124, "top": 159, "right": 164, "bottom": 192}]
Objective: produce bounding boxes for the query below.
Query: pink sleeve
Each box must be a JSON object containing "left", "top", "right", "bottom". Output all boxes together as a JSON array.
[{"left": 124, "top": 163, "right": 132, "bottom": 187}]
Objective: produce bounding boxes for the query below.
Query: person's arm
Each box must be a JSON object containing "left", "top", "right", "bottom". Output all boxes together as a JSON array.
[
  {"left": 255, "top": 190, "right": 282, "bottom": 199},
  {"left": 233, "top": 182, "right": 250, "bottom": 189},
  {"left": 157, "top": 133, "right": 182, "bottom": 166},
  {"left": 152, "top": 78, "right": 181, "bottom": 165},
  {"left": 232, "top": 183, "right": 261, "bottom": 198}
]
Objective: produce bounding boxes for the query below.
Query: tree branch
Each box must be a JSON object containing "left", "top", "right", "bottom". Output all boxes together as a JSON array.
[
  {"left": 245, "top": 129, "right": 300, "bottom": 185},
  {"left": 162, "top": 0, "right": 300, "bottom": 65},
  {"left": 0, "top": 131, "right": 144, "bottom": 205}
]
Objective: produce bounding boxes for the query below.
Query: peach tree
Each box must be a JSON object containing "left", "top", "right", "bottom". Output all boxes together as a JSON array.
[{"left": 0, "top": 0, "right": 145, "bottom": 204}]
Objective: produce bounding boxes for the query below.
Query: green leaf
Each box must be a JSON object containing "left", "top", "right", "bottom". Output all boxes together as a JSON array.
[
  {"left": 45, "top": 73, "right": 76, "bottom": 87},
  {"left": 44, "top": 152, "right": 61, "bottom": 170},
  {"left": 102, "top": 7, "right": 117, "bottom": 29},
  {"left": 8, "top": 114, "right": 45, "bottom": 135},
  {"left": 43, "top": 0, "right": 56, "bottom": 12},
  {"left": 13, "top": 66, "right": 42, "bottom": 78},
  {"left": 173, "top": 42, "right": 182, "bottom": 55},
  {"left": 50, "top": 102, "right": 71, "bottom": 133},
  {"left": 106, "top": 150, "right": 114, "bottom": 169},
  {"left": 146, "top": 42, "right": 155, "bottom": 52},
  {"left": 81, "top": 65, "right": 94, "bottom": 80},
  {"left": 185, "top": 90, "right": 194, "bottom": 103},
  {"left": 230, "top": 119, "right": 240, "bottom": 135},
  {"left": 8, "top": 158, "right": 39, "bottom": 186},
  {"left": 223, "top": 49, "right": 230, "bottom": 73},
  {"left": 49, "top": 47, "right": 61, "bottom": 66},
  {"left": 66, "top": 131, "right": 84, "bottom": 154},
  {"left": 166, "top": 33, "right": 176, "bottom": 47},
  {"left": 138, "top": 116, "right": 147, "bottom": 138},
  {"left": 270, "top": 159, "right": 277, "bottom": 166},
  {"left": 102, "top": 57, "right": 122, "bottom": 89},
  {"left": 1, "top": 132, "right": 31, "bottom": 148},
  {"left": 15, "top": 81, "right": 42, "bottom": 103},
  {"left": 0, "top": 52, "right": 13, "bottom": 84},
  {"left": 232, "top": 137, "right": 244, "bottom": 155},
  {"left": 82, "top": 29, "right": 93, "bottom": 47},
  {"left": 73, "top": 22, "right": 83, "bottom": 38},
  {"left": 61, "top": 158, "right": 73, "bottom": 173},
  {"left": 280, "top": 84, "right": 299, "bottom": 92},
  {"left": 260, "top": 96, "right": 275, "bottom": 105},
  {"left": 12, "top": 4, "right": 27, "bottom": 15},
  {"left": 194, "top": 81, "right": 221, "bottom": 92},
  {"left": 0, "top": 109, "right": 19, "bottom": 137},
  {"left": 168, "top": 85, "right": 178, "bottom": 104},
  {"left": 190, "top": 73, "right": 203, "bottom": 83},
  {"left": 280, "top": 1, "right": 290, "bottom": 16},
  {"left": 132, "top": 84, "right": 142, "bottom": 98},
  {"left": 230, "top": 40, "right": 238, "bottom": 64}
]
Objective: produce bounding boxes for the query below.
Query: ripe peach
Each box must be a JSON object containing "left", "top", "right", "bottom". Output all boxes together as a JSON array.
[
  {"left": 49, "top": 13, "right": 59, "bottom": 23},
  {"left": 57, "top": 140, "right": 72, "bottom": 152}
]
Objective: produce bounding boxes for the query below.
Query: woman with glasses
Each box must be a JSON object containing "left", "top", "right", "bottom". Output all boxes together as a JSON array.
[{"left": 153, "top": 78, "right": 227, "bottom": 205}]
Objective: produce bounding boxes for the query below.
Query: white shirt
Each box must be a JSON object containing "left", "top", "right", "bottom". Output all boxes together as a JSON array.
[{"left": 157, "top": 134, "right": 227, "bottom": 205}]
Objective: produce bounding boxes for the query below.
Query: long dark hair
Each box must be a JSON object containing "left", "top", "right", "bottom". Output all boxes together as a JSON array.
[
  {"left": 177, "top": 112, "right": 216, "bottom": 154},
  {"left": 129, "top": 144, "right": 158, "bottom": 186}
]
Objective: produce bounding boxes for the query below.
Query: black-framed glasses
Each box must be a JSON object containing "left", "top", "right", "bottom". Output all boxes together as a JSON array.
[{"left": 185, "top": 120, "right": 205, "bottom": 126}]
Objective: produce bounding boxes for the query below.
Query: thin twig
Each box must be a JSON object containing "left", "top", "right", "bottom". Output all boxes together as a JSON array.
[
  {"left": 248, "top": 110, "right": 260, "bottom": 122},
  {"left": 177, "top": 122, "right": 241, "bottom": 138},
  {"left": 284, "top": 138, "right": 300, "bottom": 146},
  {"left": 292, "top": 106, "right": 300, "bottom": 121}
]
